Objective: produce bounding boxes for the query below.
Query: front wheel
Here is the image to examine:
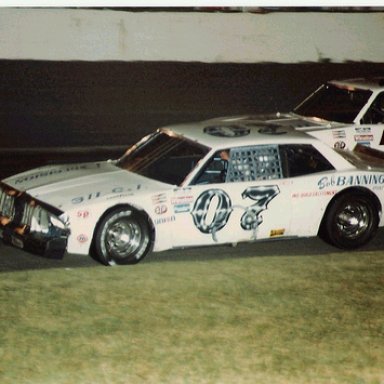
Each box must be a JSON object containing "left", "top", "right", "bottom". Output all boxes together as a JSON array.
[
  {"left": 320, "top": 192, "right": 379, "bottom": 249},
  {"left": 94, "top": 208, "right": 152, "bottom": 265}
]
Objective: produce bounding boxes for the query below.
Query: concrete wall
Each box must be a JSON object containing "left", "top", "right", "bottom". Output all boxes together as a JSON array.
[
  {"left": 0, "top": 8, "right": 384, "bottom": 178},
  {"left": 1, "top": 8, "right": 384, "bottom": 63}
]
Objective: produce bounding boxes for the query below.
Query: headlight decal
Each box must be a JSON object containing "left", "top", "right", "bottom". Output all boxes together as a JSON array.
[
  {"left": 18, "top": 199, "right": 37, "bottom": 232},
  {"left": 28, "top": 205, "right": 68, "bottom": 236},
  {"left": 0, "top": 183, "right": 68, "bottom": 237},
  {"left": 0, "top": 184, "right": 18, "bottom": 223}
]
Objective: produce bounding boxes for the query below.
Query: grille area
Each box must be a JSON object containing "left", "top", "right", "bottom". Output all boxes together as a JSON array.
[
  {"left": 0, "top": 185, "right": 17, "bottom": 224},
  {"left": 0, "top": 183, "right": 33, "bottom": 234},
  {"left": 0, "top": 183, "right": 67, "bottom": 237},
  {"left": 0, "top": 183, "right": 69, "bottom": 258}
]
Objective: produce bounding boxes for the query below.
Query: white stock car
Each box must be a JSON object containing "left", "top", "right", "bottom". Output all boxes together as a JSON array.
[
  {"left": 1, "top": 120, "right": 384, "bottom": 265},
  {"left": 218, "top": 77, "right": 384, "bottom": 152}
]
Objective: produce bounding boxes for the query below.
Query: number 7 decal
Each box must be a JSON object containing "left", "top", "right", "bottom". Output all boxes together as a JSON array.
[{"left": 240, "top": 185, "right": 280, "bottom": 230}]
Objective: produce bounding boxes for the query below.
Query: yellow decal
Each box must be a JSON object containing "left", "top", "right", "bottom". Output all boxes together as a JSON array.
[{"left": 270, "top": 228, "right": 285, "bottom": 237}]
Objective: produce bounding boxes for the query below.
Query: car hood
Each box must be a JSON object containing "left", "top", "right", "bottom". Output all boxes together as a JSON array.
[{"left": 3, "top": 161, "right": 168, "bottom": 211}]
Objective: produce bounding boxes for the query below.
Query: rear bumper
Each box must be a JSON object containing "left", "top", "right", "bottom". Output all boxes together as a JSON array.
[{"left": 0, "top": 226, "right": 68, "bottom": 259}]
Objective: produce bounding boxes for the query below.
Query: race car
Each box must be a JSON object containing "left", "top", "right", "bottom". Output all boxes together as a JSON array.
[
  {"left": 217, "top": 77, "right": 384, "bottom": 152},
  {"left": 1, "top": 119, "right": 384, "bottom": 265}
]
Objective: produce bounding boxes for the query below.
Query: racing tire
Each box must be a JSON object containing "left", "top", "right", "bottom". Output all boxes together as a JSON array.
[
  {"left": 320, "top": 192, "right": 379, "bottom": 249},
  {"left": 94, "top": 208, "right": 151, "bottom": 265}
]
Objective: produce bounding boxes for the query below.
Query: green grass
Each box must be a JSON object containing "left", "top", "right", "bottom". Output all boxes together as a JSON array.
[{"left": 1, "top": 251, "right": 384, "bottom": 384}]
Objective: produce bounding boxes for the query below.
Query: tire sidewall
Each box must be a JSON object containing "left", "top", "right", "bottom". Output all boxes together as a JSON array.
[
  {"left": 322, "top": 192, "right": 378, "bottom": 249},
  {"left": 95, "top": 208, "right": 151, "bottom": 265}
]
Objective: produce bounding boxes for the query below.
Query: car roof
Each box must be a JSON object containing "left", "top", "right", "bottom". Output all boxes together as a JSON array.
[
  {"left": 330, "top": 77, "right": 384, "bottom": 92},
  {"left": 162, "top": 118, "right": 322, "bottom": 150}
]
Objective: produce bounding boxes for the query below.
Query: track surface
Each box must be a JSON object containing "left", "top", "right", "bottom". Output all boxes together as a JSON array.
[{"left": 2, "top": 229, "right": 384, "bottom": 272}]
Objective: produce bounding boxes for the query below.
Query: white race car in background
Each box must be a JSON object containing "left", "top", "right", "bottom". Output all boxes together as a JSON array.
[
  {"left": 1, "top": 120, "right": 384, "bottom": 265},
  {"left": 219, "top": 77, "right": 384, "bottom": 152}
]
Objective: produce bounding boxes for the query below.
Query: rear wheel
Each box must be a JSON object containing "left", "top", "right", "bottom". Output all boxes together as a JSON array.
[
  {"left": 320, "top": 192, "right": 379, "bottom": 249},
  {"left": 94, "top": 208, "right": 151, "bottom": 265}
]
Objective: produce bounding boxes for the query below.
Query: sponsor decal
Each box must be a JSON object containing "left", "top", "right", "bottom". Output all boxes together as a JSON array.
[
  {"left": 270, "top": 228, "right": 285, "bottom": 237},
  {"left": 332, "top": 130, "right": 346, "bottom": 139},
  {"left": 111, "top": 185, "right": 141, "bottom": 193},
  {"left": 204, "top": 125, "right": 250, "bottom": 138},
  {"left": 154, "top": 204, "right": 168, "bottom": 215},
  {"left": 355, "top": 127, "right": 372, "bottom": 133},
  {"left": 171, "top": 195, "right": 194, "bottom": 214},
  {"left": 77, "top": 210, "right": 90, "bottom": 219},
  {"left": 333, "top": 141, "right": 346, "bottom": 149},
  {"left": 77, "top": 234, "right": 88, "bottom": 243},
  {"left": 292, "top": 190, "right": 337, "bottom": 198},
  {"left": 72, "top": 192, "right": 101, "bottom": 205},
  {"left": 174, "top": 203, "right": 191, "bottom": 214},
  {"left": 107, "top": 193, "right": 134, "bottom": 200},
  {"left": 14, "top": 164, "right": 92, "bottom": 184},
  {"left": 72, "top": 185, "right": 141, "bottom": 205},
  {"left": 354, "top": 134, "right": 373, "bottom": 142},
  {"left": 318, "top": 174, "right": 384, "bottom": 190},
  {"left": 171, "top": 195, "right": 194, "bottom": 205},
  {"left": 154, "top": 216, "right": 175, "bottom": 225},
  {"left": 152, "top": 193, "right": 167, "bottom": 204}
]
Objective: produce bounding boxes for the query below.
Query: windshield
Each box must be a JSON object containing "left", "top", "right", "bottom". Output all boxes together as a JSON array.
[
  {"left": 117, "top": 131, "right": 210, "bottom": 185},
  {"left": 294, "top": 84, "right": 372, "bottom": 123}
]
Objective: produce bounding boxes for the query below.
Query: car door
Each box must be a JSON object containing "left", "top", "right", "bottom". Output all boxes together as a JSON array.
[
  {"left": 169, "top": 145, "right": 293, "bottom": 248},
  {"left": 278, "top": 143, "right": 337, "bottom": 237}
]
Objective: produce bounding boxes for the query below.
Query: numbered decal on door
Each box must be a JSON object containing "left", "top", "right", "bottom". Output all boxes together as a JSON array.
[
  {"left": 240, "top": 185, "right": 280, "bottom": 230},
  {"left": 191, "top": 189, "right": 232, "bottom": 240},
  {"left": 191, "top": 185, "right": 280, "bottom": 241}
]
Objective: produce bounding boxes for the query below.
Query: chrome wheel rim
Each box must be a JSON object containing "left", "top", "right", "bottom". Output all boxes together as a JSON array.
[
  {"left": 105, "top": 218, "right": 142, "bottom": 258},
  {"left": 335, "top": 202, "right": 370, "bottom": 240}
]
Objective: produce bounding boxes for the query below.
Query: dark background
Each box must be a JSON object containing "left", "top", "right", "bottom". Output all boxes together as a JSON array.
[
  {"left": 1, "top": 58, "right": 384, "bottom": 270},
  {"left": 1, "top": 60, "right": 383, "bottom": 178}
]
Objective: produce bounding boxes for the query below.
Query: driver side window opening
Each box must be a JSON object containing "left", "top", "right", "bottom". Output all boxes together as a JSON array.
[
  {"left": 227, "top": 145, "right": 282, "bottom": 182},
  {"left": 280, "top": 144, "right": 334, "bottom": 177},
  {"left": 193, "top": 145, "right": 283, "bottom": 184},
  {"left": 193, "top": 150, "right": 229, "bottom": 184},
  {"left": 193, "top": 144, "right": 334, "bottom": 185}
]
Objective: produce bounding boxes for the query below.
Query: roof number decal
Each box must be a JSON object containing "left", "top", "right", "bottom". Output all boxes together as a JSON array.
[
  {"left": 257, "top": 126, "right": 288, "bottom": 135},
  {"left": 204, "top": 125, "right": 250, "bottom": 138}
]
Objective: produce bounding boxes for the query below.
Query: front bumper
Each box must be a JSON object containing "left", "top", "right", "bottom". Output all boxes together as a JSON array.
[
  {"left": 0, "top": 226, "right": 68, "bottom": 259},
  {"left": 0, "top": 182, "right": 69, "bottom": 259}
]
